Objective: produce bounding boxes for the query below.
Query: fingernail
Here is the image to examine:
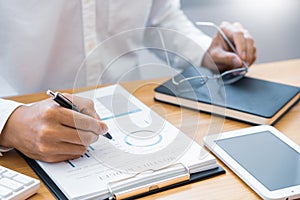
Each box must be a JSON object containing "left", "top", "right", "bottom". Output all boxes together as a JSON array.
[
  {"left": 242, "top": 51, "right": 246, "bottom": 60},
  {"left": 233, "top": 57, "right": 242, "bottom": 67},
  {"left": 95, "top": 113, "right": 101, "bottom": 120},
  {"left": 103, "top": 124, "right": 108, "bottom": 133}
]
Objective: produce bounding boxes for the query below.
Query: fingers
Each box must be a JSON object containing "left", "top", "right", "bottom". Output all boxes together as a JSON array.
[
  {"left": 244, "top": 33, "right": 257, "bottom": 66},
  {"left": 219, "top": 21, "right": 257, "bottom": 67},
  {"left": 40, "top": 98, "right": 107, "bottom": 146},
  {"left": 39, "top": 142, "right": 88, "bottom": 156},
  {"left": 62, "top": 93, "right": 99, "bottom": 119},
  {"left": 57, "top": 108, "right": 108, "bottom": 136},
  {"left": 220, "top": 22, "right": 246, "bottom": 60},
  {"left": 53, "top": 94, "right": 108, "bottom": 136},
  {"left": 40, "top": 123, "right": 100, "bottom": 146},
  {"left": 207, "top": 45, "right": 243, "bottom": 71},
  {"left": 22, "top": 143, "right": 88, "bottom": 163}
]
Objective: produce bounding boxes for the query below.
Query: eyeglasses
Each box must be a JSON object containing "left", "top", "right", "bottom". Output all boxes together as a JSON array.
[{"left": 171, "top": 22, "right": 249, "bottom": 87}]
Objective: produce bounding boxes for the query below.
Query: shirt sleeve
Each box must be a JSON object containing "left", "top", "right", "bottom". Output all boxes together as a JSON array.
[
  {"left": 147, "top": 0, "right": 212, "bottom": 69},
  {"left": 0, "top": 99, "right": 23, "bottom": 156}
]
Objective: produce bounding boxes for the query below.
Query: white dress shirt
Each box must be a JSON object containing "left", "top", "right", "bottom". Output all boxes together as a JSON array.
[{"left": 0, "top": 0, "right": 212, "bottom": 137}]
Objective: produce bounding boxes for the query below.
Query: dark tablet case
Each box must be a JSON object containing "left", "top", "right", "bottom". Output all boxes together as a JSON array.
[{"left": 154, "top": 67, "right": 300, "bottom": 124}]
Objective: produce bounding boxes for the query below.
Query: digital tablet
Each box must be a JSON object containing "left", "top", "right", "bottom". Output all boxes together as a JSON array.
[{"left": 204, "top": 125, "right": 300, "bottom": 200}]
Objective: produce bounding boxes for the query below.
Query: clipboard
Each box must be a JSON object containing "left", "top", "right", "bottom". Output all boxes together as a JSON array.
[{"left": 21, "top": 152, "right": 225, "bottom": 200}]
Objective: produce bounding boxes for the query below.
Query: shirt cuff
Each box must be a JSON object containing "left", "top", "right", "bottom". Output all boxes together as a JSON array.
[
  {"left": 0, "top": 99, "right": 23, "bottom": 134},
  {"left": 0, "top": 146, "right": 14, "bottom": 156},
  {"left": 0, "top": 99, "right": 23, "bottom": 156}
]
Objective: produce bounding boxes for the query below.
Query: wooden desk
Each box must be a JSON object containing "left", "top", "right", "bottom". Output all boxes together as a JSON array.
[{"left": 1, "top": 59, "right": 300, "bottom": 199}]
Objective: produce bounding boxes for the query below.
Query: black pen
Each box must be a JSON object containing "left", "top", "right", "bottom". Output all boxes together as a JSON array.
[{"left": 47, "top": 90, "right": 112, "bottom": 140}]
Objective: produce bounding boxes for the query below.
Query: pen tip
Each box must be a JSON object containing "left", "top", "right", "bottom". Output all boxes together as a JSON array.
[{"left": 104, "top": 132, "right": 113, "bottom": 140}]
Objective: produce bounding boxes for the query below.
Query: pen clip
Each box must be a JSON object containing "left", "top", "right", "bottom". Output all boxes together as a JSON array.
[
  {"left": 46, "top": 90, "right": 57, "bottom": 99},
  {"left": 47, "top": 90, "right": 80, "bottom": 112}
]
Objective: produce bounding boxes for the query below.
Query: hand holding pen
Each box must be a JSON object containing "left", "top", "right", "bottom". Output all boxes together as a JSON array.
[
  {"left": 0, "top": 90, "right": 109, "bottom": 163},
  {"left": 197, "top": 21, "right": 256, "bottom": 72},
  {"left": 47, "top": 90, "right": 112, "bottom": 140}
]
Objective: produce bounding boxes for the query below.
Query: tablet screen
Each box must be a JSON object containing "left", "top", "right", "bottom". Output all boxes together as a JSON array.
[{"left": 216, "top": 131, "right": 300, "bottom": 191}]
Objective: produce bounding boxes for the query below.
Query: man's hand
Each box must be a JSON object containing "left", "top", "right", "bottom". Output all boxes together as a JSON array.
[
  {"left": 203, "top": 21, "right": 257, "bottom": 72},
  {"left": 0, "top": 94, "right": 108, "bottom": 162}
]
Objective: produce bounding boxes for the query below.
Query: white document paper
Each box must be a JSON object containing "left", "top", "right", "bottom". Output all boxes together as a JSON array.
[{"left": 37, "top": 85, "right": 216, "bottom": 200}]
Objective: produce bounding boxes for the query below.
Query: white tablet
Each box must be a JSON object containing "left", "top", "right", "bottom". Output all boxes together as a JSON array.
[{"left": 204, "top": 125, "right": 300, "bottom": 200}]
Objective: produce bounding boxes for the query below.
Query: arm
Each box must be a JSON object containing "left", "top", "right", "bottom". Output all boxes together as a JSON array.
[
  {"left": 0, "top": 96, "right": 108, "bottom": 162},
  {"left": 147, "top": 0, "right": 212, "bottom": 68}
]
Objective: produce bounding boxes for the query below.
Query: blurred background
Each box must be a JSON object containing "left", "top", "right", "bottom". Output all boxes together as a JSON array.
[
  {"left": 1, "top": 1, "right": 299, "bottom": 97},
  {"left": 181, "top": 0, "right": 300, "bottom": 63}
]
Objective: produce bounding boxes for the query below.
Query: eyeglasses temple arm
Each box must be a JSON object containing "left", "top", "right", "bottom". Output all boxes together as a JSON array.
[
  {"left": 195, "top": 22, "right": 237, "bottom": 54},
  {"left": 156, "top": 29, "right": 181, "bottom": 85}
]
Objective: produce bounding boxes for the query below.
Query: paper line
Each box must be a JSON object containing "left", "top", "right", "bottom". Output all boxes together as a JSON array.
[{"left": 101, "top": 109, "right": 142, "bottom": 121}]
